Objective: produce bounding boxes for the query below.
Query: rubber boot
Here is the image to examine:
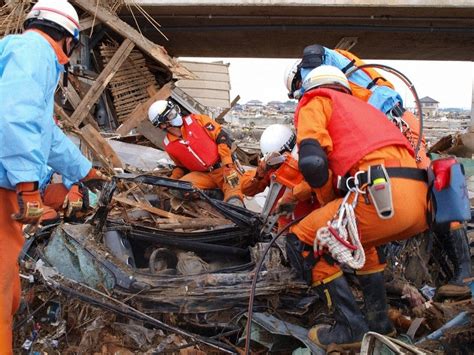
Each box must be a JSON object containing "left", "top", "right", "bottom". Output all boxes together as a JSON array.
[
  {"left": 357, "top": 271, "right": 396, "bottom": 336},
  {"left": 437, "top": 225, "right": 472, "bottom": 298},
  {"left": 308, "top": 274, "right": 369, "bottom": 349}
]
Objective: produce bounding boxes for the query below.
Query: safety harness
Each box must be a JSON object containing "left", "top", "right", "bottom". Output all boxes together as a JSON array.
[
  {"left": 316, "top": 167, "right": 428, "bottom": 270},
  {"left": 315, "top": 175, "right": 365, "bottom": 269}
]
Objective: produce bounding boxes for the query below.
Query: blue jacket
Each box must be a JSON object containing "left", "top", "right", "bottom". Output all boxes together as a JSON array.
[
  {"left": 299, "top": 47, "right": 403, "bottom": 114},
  {"left": 0, "top": 31, "right": 91, "bottom": 191}
]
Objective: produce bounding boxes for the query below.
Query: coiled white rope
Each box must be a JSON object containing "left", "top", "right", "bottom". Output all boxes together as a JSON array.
[{"left": 315, "top": 190, "right": 366, "bottom": 269}]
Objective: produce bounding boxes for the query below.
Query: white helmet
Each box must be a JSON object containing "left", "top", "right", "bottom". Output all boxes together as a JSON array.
[
  {"left": 283, "top": 59, "right": 302, "bottom": 99},
  {"left": 260, "top": 124, "right": 296, "bottom": 156},
  {"left": 302, "top": 65, "right": 351, "bottom": 93},
  {"left": 148, "top": 100, "right": 181, "bottom": 126},
  {"left": 25, "top": 0, "right": 80, "bottom": 42}
]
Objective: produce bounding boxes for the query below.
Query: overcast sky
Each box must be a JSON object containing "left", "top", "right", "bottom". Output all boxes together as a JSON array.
[{"left": 182, "top": 57, "right": 473, "bottom": 109}]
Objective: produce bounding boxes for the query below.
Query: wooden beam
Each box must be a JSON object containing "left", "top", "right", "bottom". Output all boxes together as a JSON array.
[
  {"left": 137, "top": 119, "right": 166, "bottom": 150},
  {"left": 215, "top": 95, "right": 240, "bottom": 123},
  {"left": 80, "top": 15, "right": 101, "bottom": 31},
  {"left": 69, "top": 38, "right": 135, "bottom": 127},
  {"left": 59, "top": 79, "right": 100, "bottom": 130},
  {"left": 70, "top": 0, "right": 194, "bottom": 80},
  {"left": 113, "top": 196, "right": 187, "bottom": 221},
  {"left": 54, "top": 104, "right": 118, "bottom": 174},
  {"left": 80, "top": 124, "right": 123, "bottom": 169},
  {"left": 116, "top": 82, "right": 172, "bottom": 136}
]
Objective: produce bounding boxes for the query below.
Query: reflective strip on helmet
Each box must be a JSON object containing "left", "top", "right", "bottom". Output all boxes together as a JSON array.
[{"left": 33, "top": 7, "right": 80, "bottom": 29}]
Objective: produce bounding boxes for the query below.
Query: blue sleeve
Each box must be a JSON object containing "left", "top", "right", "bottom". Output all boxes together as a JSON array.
[
  {"left": 368, "top": 86, "right": 403, "bottom": 113},
  {"left": 0, "top": 43, "right": 48, "bottom": 186},
  {"left": 48, "top": 124, "right": 92, "bottom": 189},
  {"left": 324, "top": 48, "right": 377, "bottom": 89}
]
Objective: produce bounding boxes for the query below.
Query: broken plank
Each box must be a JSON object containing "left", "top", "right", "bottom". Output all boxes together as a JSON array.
[
  {"left": 70, "top": 38, "right": 135, "bottom": 127},
  {"left": 59, "top": 80, "right": 100, "bottom": 130},
  {"left": 137, "top": 120, "right": 166, "bottom": 150},
  {"left": 113, "top": 196, "right": 187, "bottom": 221},
  {"left": 80, "top": 124, "right": 124, "bottom": 169},
  {"left": 116, "top": 82, "right": 172, "bottom": 136},
  {"left": 70, "top": 0, "right": 194, "bottom": 79},
  {"left": 80, "top": 15, "right": 101, "bottom": 31},
  {"left": 54, "top": 105, "right": 116, "bottom": 174},
  {"left": 215, "top": 95, "right": 240, "bottom": 124}
]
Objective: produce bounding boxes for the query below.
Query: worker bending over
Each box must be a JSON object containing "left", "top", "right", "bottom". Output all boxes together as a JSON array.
[
  {"left": 288, "top": 66, "right": 428, "bottom": 349},
  {"left": 0, "top": 1, "right": 106, "bottom": 352},
  {"left": 284, "top": 44, "right": 430, "bottom": 169},
  {"left": 148, "top": 100, "right": 244, "bottom": 206},
  {"left": 285, "top": 44, "right": 471, "bottom": 299},
  {"left": 241, "top": 124, "right": 336, "bottom": 230}
]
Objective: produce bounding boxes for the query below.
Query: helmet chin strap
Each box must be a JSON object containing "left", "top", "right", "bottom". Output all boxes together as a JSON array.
[{"left": 61, "top": 63, "right": 69, "bottom": 105}]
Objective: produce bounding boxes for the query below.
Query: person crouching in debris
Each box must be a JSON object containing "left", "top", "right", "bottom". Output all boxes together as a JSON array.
[
  {"left": 287, "top": 65, "right": 429, "bottom": 350},
  {"left": 241, "top": 124, "right": 334, "bottom": 231},
  {"left": 148, "top": 99, "right": 244, "bottom": 207},
  {"left": 286, "top": 44, "right": 472, "bottom": 299},
  {"left": 0, "top": 1, "right": 109, "bottom": 352}
]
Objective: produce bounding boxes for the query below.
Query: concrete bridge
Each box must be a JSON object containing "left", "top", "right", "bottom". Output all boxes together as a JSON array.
[{"left": 122, "top": 0, "right": 474, "bottom": 60}]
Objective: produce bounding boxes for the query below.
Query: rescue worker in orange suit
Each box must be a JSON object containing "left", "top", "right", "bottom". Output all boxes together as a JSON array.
[
  {"left": 287, "top": 66, "right": 429, "bottom": 349},
  {"left": 148, "top": 100, "right": 244, "bottom": 207},
  {"left": 284, "top": 44, "right": 430, "bottom": 169},
  {"left": 241, "top": 124, "right": 321, "bottom": 228},
  {"left": 285, "top": 45, "right": 471, "bottom": 298},
  {"left": 0, "top": 1, "right": 107, "bottom": 352}
]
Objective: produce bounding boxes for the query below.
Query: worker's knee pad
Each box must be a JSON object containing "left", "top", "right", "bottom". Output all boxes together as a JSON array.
[{"left": 298, "top": 139, "right": 328, "bottom": 188}]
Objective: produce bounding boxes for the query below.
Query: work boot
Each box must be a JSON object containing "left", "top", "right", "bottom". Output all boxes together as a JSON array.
[
  {"left": 357, "top": 271, "right": 396, "bottom": 336},
  {"left": 437, "top": 226, "right": 472, "bottom": 298},
  {"left": 308, "top": 274, "right": 369, "bottom": 349},
  {"left": 226, "top": 196, "right": 245, "bottom": 208}
]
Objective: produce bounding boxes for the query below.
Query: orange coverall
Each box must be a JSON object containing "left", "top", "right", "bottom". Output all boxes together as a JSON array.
[
  {"left": 167, "top": 114, "right": 243, "bottom": 202},
  {"left": 291, "top": 96, "right": 428, "bottom": 284},
  {"left": 0, "top": 189, "right": 23, "bottom": 352}
]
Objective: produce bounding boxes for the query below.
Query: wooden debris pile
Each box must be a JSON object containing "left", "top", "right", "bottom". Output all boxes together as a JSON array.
[
  {"left": 99, "top": 41, "right": 160, "bottom": 124},
  {"left": 0, "top": 0, "right": 29, "bottom": 36}
]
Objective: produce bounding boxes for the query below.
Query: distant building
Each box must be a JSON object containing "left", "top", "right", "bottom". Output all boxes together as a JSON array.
[
  {"left": 418, "top": 96, "right": 440, "bottom": 117},
  {"left": 245, "top": 100, "right": 264, "bottom": 108}
]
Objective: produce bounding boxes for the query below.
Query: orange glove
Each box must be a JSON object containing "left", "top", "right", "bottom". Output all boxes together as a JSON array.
[
  {"left": 170, "top": 167, "right": 186, "bottom": 180},
  {"left": 224, "top": 164, "right": 240, "bottom": 188},
  {"left": 255, "top": 158, "right": 269, "bottom": 179},
  {"left": 82, "top": 168, "right": 111, "bottom": 182},
  {"left": 62, "top": 184, "right": 84, "bottom": 217},
  {"left": 11, "top": 182, "right": 44, "bottom": 224}
]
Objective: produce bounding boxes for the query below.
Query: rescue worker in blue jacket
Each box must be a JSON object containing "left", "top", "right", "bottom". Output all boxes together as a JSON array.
[{"left": 0, "top": 1, "right": 104, "bottom": 352}]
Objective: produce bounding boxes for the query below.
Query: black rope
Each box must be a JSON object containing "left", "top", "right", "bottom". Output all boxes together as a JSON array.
[{"left": 244, "top": 216, "right": 305, "bottom": 354}]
